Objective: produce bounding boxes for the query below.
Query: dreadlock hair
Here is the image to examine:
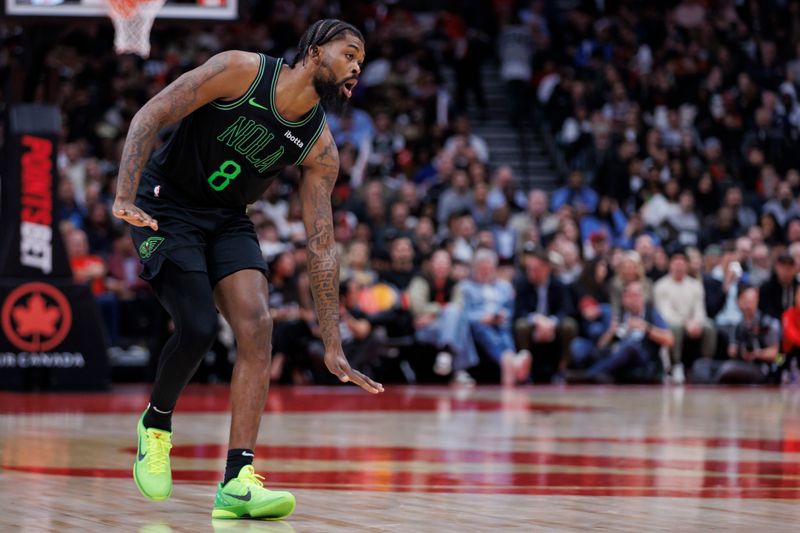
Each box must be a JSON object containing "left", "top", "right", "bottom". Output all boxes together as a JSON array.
[{"left": 292, "top": 19, "right": 364, "bottom": 67}]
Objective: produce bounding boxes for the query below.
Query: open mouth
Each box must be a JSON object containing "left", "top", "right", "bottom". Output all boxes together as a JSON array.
[{"left": 342, "top": 79, "right": 358, "bottom": 98}]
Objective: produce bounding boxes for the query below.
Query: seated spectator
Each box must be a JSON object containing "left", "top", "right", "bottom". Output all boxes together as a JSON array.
[
  {"left": 634, "top": 235, "right": 665, "bottom": 281},
  {"left": 574, "top": 257, "right": 611, "bottom": 304},
  {"left": 610, "top": 251, "right": 653, "bottom": 316},
  {"left": 471, "top": 181, "right": 493, "bottom": 228},
  {"left": 789, "top": 217, "right": 800, "bottom": 244},
  {"left": 267, "top": 251, "right": 315, "bottom": 384},
  {"left": 722, "top": 186, "right": 758, "bottom": 234},
  {"left": 748, "top": 243, "right": 773, "bottom": 287},
  {"left": 486, "top": 165, "right": 523, "bottom": 211},
  {"left": 667, "top": 190, "right": 701, "bottom": 248},
  {"left": 489, "top": 205, "right": 517, "bottom": 264},
  {"left": 106, "top": 232, "right": 150, "bottom": 299},
  {"left": 641, "top": 179, "right": 680, "bottom": 229},
  {"left": 65, "top": 227, "right": 119, "bottom": 346},
  {"left": 555, "top": 241, "right": 582, "bottom": 285},
  {"left": 84, "top": 201, "right": 116, "bottom": 257},
  {"left": 256, "top": 219, "right": 287, "bottom": 262},
  {"left": 337, "top": 279, "right": 382, "bottom": 380},
  {"left": 448, "top": 212, "right": 478, "bottom": 264},
  {"left": 569, "top": 297, "right": 613, "bottom": 370},
  {"left": 735, "top": 237, "right": 754, "bottom": 274},
  {"left": 437, "top": 169, "right": 473, "bottom": 228},
  {"left": 711, "top": 247, "right": 748, "bottom": 341},
  {"left": 66, "top": 228, "right": 107, "bottom": 297},
  {"left": 444, "top": 115, "right": 490, "bottom": 164},
  {"left": 461, "top": 249, "right": 530, "bottom": 386},
  {"left": 509, "top": 189, "right": 559, "bottom": 243},
  {"left": 375, "top": 201, "right": 414, "bottom": 251},
  {"left": 781, "top": 285, "right": 800, "bottom": 384},
  {"left": 412, "top": 216, "right": 437, "bottom": 260},
  {"left": 327, "top": 107, "right": 375, "bottom": 148},
  {"left": 567, "top": 281, "right": 674, "bottom": 384},
  {"left": 284, "top": 196, "right": 307, "bottom": 244},
  {"left": 356, "top": 111, "right": 405, "bottom": 180},
  {"left": 763, "top": 181, "right": 800, "bottom": 228},
  {"left": 759, "top": 212, "right": 784, "bottom": 247},
  {"left": 653, "top": 247, "right": 716, "bottom": 383},
  {"left": 694, "top": 285, "right": 780, "bottom": 384},
  {"left": 379, "top": 236, "right": 418, "bottom": 291},
  {"left": 106, "top": 231, "right": 158, "bottom": 352},
  {"left": 408, "top": 250, "right": 477, "bottom": 385},
  {"left": 579, "top": 196, "right": 627, "bottom": 250},
  {"left": 688, "top": 246, "right": 726, "bottom": 320},
  {"left": 585, "top": 230, "right": 612, "bottom": 261},
  {"left": 759, "top": 252, "right": 799, "bottom": 320},
  {"left": 251, "top": 181, "right": 289, "bottom": 239},
  {"left": 341, "top": 240, "right": 378, "bottom": 287},
  {"left": 512, "top": 244, "right": 577, "bottom": 383},
  {"left": 550, "top": 170, "right": 599, "bottom": 215},
  {"left": 57, "top": 176, "right": 86, "bottom": 229},
  {"left": 702, "top": 207, "right": 740, "bottom": 249}
]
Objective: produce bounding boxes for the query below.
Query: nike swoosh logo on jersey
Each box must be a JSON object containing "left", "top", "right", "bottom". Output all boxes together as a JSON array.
[
  {"left": 248, "top": 97, "right": 268, "bottom": 110},
  {"left": 224, "top": 489, "right": 252, "bottom": 501}
]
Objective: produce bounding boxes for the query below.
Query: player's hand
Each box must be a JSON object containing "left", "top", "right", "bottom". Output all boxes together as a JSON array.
[
  {"left": 324, "top": 348, "right": 384, "bottom": 394},
  {"left": 113, "top": 199, "right": 158, "bottom": 231}
]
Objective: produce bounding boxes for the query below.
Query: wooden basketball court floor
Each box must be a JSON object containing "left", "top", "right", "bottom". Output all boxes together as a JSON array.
[{"left": 1, "top": 385, "right": 799, "bottom": 532}]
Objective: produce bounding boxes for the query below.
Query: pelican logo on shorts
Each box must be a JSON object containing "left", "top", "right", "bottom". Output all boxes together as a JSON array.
[{"left": 139, "top": 236, "right": 165, "bottom": 261}]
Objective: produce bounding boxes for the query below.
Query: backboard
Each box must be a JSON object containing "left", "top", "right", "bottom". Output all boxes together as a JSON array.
[{"left": 4, "top": 0, "right": 238, "bottom": 20}]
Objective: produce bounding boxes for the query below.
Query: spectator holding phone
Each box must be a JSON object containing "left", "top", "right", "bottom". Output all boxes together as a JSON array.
[
  {"left": 567, "top": 281, "right": 673, "bottom": 384},
  {"left": 715, "top": 286, "right": 780, "bottom": 384}
]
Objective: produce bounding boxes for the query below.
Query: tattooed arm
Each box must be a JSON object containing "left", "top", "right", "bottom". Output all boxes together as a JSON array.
[
  {"left": 300, "top": 128, "right": 384, "bottom": 394},
  {"left": 113, "top": 51, "right": 260, "bottom": 230}
]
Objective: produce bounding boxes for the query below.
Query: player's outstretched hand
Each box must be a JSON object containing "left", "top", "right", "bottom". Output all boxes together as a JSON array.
[
  {"left": 324, "top": 349, "right": 384, "bottom": 394},
  {"left": 113, "top": 200, "right": 159, "bottom": 231}
]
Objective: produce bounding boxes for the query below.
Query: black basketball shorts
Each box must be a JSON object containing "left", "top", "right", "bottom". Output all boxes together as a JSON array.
[{"left": 129, "top": 173, "right": 266, "bottom": 286}]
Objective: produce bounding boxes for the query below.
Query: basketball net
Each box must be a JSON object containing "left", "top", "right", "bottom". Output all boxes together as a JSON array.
[{"left": 105, "top": 0, "right": 166, "bottom": 58}]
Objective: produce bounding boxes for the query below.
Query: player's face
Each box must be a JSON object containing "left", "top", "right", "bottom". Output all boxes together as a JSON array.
[{"left": 313, "top": 34, "right": 365, "bottom": 113}]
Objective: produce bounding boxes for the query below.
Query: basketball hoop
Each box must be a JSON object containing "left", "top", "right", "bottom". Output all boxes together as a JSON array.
[{"left": 105, "top": 0, "right": 166, "bottom": 58}]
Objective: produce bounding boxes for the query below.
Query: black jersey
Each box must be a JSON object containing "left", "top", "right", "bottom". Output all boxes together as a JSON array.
[{"left": 142, "top": 54, "right": 328, "bottom": 208}]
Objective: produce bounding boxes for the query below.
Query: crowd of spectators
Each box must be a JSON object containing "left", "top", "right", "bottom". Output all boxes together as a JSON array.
[{"left": 3, "top": 0, "right": 800, "bottom": 386}]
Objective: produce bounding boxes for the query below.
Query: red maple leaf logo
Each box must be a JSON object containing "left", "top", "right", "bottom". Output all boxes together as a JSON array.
[
  {"left": 2, "top": 283, "right": 72, "bottom": 352},
  {"left": 11, "top": 292, "right": 62, "bottom": 337}
]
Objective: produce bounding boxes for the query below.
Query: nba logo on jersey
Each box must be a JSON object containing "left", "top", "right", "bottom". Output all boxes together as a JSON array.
[
  {"left": 154, "top": 185, "right": 161, "bottom": 198},
  {"left": 284, "top": 130, "right": 304, "bottom": 148}
]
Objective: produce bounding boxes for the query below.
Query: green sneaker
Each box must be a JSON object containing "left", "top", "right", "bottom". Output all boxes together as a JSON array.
[
  {"left": 212, "top": 465, "right": 296, "bottom": 520},
  {"left": 132, "top": 411, "right": 173, "bottom": 501}
]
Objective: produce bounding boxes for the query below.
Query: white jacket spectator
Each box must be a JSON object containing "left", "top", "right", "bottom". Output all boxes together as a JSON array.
[{"left": 654, "top": 249, "right": 716, "bottom": 380}]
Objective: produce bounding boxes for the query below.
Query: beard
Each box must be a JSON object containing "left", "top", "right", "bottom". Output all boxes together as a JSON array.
[{"left": 313, "top": 65, "right": 350, "bottom": 114}]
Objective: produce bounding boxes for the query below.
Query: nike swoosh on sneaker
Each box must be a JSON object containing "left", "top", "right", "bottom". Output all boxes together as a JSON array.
[
  {"left": 248, "top": 97, "right": 268, "bottom": 111},
  {"left": 223, "top": 489, "right": 252, "bottom": 502},
  {"left": 138, "top": 435, "right": 146, "bottom": 461}
]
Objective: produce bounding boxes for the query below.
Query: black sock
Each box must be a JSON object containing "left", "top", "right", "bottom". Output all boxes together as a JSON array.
[
  {"left": 142, "top": 403, "right": 173, "bottom": 432},
  {"left": 224, "top": 448, "right": 255, "bottom": 485}
]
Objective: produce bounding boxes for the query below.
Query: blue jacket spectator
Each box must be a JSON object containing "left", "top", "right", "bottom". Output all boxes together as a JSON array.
[{"left": 550, "top": 171, "right": 599, "bottom": 214}]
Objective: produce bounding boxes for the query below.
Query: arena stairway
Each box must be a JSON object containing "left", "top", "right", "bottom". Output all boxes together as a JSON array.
[{"left": 442, "top": 63, "right": 561, "bottom": 192}]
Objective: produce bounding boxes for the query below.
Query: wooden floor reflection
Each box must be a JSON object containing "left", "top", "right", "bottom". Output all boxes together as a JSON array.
[{"left": 1, "top": 385, "right": 799, "bottom": 532}]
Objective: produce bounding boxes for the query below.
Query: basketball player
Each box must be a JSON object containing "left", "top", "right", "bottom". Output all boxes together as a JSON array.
[{"left": 112, "top": 20, "right": 383, "bottom": 520}]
